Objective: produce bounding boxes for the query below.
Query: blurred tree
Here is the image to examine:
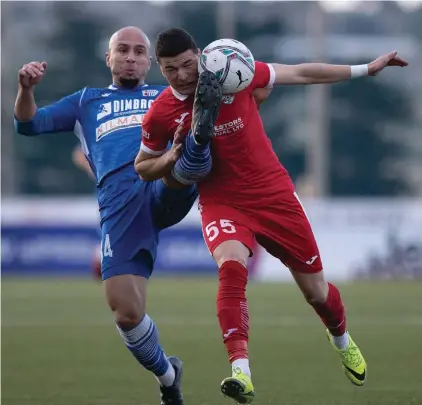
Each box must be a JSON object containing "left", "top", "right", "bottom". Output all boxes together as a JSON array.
[
  {"left": 329, "top": 76, "right": 410, "bottom": 196},
  {"left": 15, "top": 3, "right": 111, "bottom": 195}
]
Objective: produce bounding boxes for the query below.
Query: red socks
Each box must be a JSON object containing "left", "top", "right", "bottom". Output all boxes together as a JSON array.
[
  {"left": 311, "top": 282, "right": 346, "bottom": 336},
  {"left": 217, "top": 261, "right": 345, "bottom": 364},
  {"left": 217, "top": 260, "right": 249, "bottom": 362}
]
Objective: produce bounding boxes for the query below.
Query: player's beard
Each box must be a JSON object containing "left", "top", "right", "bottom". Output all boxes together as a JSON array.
[{"left": 119, "top": 77, "right": 140, "bottom": 89}]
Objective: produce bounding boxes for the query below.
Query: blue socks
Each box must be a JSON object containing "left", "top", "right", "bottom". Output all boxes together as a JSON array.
[
  {"left": 172, "top": 131, "right": 212, "bottom": 185},
  {"left": 117, "top": 314, "right": 176, "bottom": 386}
]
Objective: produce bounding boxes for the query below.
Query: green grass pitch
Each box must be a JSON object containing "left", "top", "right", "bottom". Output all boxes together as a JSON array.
[{"left": 2, "top": 277, "right": 422, "bottom": 405}]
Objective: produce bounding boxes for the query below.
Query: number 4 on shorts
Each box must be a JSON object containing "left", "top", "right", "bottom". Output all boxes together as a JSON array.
[
  {"left": 205, "top": 219, "right": 236, "bottom": 242},
  {"left": 101, "top": 233, "right": 113, "bottom": 259}
]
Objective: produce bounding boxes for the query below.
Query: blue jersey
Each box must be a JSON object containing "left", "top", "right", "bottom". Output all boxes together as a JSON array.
[
  {"left": 14, "top": 84, "right": 166, "bottom": 184},
  {"left": 15, "top": 82, "right": 197, "bottom": 281}
]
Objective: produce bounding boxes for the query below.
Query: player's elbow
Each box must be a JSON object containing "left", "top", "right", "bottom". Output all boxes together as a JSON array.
[{"left": 135, "top": 150, "right": 162, "bottom": 181}]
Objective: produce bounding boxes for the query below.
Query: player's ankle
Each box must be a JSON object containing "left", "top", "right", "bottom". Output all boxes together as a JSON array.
[
  {"left": 232, "top": 358, "right": 251, "bottom": 378},
  {"left": 331, "top": 330, "right": 350, "bottom": 350}
]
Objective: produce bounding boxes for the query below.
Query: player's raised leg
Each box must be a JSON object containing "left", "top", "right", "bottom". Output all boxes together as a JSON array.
[
  {"left": 152, "top": 179, "right": 198, "bottom": 230},
  {"left": 201, "top": 206, "right": 256, "bottom": 403},
  {"left": 256, "top": 191, "right": 367, "bottom": 386},
  {"left": 171, "top": 69, "right": 222, "bottom": 185}
]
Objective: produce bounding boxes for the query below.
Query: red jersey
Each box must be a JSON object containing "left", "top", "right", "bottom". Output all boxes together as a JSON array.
[{"left": 141, "top": 61, "right": 293, "bottom": 208}]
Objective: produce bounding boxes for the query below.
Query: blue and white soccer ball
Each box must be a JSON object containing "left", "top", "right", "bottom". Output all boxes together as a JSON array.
[{"left": 199, "top": 39, "right": 255, "bottom": 95}]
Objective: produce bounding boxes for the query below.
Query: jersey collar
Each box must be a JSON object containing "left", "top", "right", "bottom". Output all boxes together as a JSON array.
[{"left": 170, "top": 87, "right": 189, "bottom": 101}]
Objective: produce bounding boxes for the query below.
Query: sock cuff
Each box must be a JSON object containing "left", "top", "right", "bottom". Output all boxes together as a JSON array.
[
  {"left": 219, "top": 260, "right": 248, "bottom": 275},
  {"left": 116, "top": 314, "right": 152, "bottom": 344}
]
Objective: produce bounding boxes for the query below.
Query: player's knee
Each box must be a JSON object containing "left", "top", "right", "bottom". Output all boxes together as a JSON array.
[
  {"left": 290, "top": 267, "right": 329, "bottom": 305},
  {"left": 114, "top": 306, "right": 145, "bottom": 329},
  {"left": 213, "top": 240, "right": 250, "bottom": 268},
  {"left": 111, "top": 296, "right": 145, "bottom": 329},
  {"left": 302, "top": 279, "right": 329, "bottom": 305}
]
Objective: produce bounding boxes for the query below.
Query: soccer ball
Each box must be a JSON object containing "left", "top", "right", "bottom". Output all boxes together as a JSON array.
[{"left": 199, "top": 39, "right": 255, "bottom": 95}]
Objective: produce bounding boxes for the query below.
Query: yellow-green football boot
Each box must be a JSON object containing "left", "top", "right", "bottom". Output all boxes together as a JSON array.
[
  {"left": 221, "top": 367, "right": 255, "bottom": 404},
  {"left": 327, "top": 330, "right": 367, "bottom": 386}
]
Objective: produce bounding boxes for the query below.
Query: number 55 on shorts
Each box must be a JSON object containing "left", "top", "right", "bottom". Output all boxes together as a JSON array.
[
  {"left": 205, "top": 219, "right": 237, "bottom": 242},
  {"left": 202, "top": 217, "right": 255, "bottom": 255}
]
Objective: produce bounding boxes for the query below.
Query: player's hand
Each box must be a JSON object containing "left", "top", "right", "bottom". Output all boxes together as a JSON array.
[
  {"left": 18, "top": 61, "right": 47, "bottom": 88},
  {"left": 165, "top": 123, "right": 185, "bottom": 165},
  {"left": 368, "top": 51, "right": 408, "bottom": 76}
]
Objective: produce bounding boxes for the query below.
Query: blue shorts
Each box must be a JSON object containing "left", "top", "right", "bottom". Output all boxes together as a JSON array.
[{"left": 98, "top": 166, "right": 197, "bottom": 281}]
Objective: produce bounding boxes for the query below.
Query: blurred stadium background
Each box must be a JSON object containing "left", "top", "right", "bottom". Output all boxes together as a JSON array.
[{"left": 2, "top": 1, "right": 422, "bottom": 405}]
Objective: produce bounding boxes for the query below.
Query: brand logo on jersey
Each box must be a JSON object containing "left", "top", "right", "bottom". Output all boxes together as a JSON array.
[
  {"left": 96, "top": 114, "right": 145, "bottom": 141},
  {"left": 175, "top": 112, "right": 190, "bottom": 124},
  {"left": 97, "top": 99, "right": 155, "bottom": 121},
  {"left": 101, "top": 92, "right": 112, "bottom": 97},
  {"left": 214, "top": 117, "right": 244, "bottom": 136},
  {"left": 142, "top": 129, "right": 150, "bottom": 139},
  {"left": 97, "top": 102, "right": 112, "bottom": 120},
  {"left": 222, "top": 95, "right": 235, "bottom": 104},
  {"left": 142, "top": 89, "right": 159, "bottom": 97}
]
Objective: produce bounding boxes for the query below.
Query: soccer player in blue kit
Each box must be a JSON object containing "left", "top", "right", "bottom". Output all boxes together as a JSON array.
[{"left": 14, "top": 26, "right": 220, "bottom": 405}]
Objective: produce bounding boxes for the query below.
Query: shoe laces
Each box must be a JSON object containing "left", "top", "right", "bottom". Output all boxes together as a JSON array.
[{"left": 341, "top": 345, "right": 363, "bottom": 368}]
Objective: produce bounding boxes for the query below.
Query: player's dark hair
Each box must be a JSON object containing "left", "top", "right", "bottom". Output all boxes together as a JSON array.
[{"left": 155, "top": 28, "right": 198, "bottom": 60}]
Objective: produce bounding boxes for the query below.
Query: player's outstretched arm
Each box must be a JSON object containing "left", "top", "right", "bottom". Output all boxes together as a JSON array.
[
  {"left": 271, "top": 51, "right": 408, "bottom": 85},
  {"left": 14, "top": 61, "right": 81, "bottom": 136}
]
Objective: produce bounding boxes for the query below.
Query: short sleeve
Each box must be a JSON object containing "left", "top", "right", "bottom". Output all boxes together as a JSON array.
[{"left": 250, "top": 61, "right": 276, "bottom": 91}]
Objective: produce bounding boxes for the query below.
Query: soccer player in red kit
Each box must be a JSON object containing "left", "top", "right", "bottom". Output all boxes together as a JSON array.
[{"left": 135, "top": 28, "right": 408, "bottom": 403}]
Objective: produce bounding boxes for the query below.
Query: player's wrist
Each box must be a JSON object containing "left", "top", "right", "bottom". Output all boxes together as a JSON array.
[
  {"left": 18, "top": 82, "right": 35, "bottom": 92},
  {"left": 350, "top": 64, "right": 368, "bottom": 79},
  {"left": 162, "top": 151, "right": 177, "bottom": 169}
]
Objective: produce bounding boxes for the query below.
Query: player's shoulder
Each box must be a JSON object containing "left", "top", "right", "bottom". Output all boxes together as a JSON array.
[
  {"left": 75, "top": 86, "right": 115, "bottom": 106},
  {"left": 80, "top": 86, "right": 113, "bottom": 96},
  {"left": 152, "top": 86, "right": 173, "bottom": 103}
]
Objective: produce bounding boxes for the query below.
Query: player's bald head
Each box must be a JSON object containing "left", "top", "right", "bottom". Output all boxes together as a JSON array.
[
  {"left": 106, "top": 26, "right": 152, "bottom": 89},
  {"left": 109, "top": 26, "right": 150, "bottom": 50}
]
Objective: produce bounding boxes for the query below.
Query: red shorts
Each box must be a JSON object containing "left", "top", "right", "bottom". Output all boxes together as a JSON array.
[{"left": 200, "top": 191, "right": 322, "bottom": 273}]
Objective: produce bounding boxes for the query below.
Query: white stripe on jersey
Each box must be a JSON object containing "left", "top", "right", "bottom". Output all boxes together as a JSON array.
[
  {"left": 74, "top": 120, "right": 89, "bottom": 156},
  {"left": 267, "top": 64, "right": 276, "bottom": 88},
  {"left": 140, "top": 142, "right": 166, "bottom": 156}
]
